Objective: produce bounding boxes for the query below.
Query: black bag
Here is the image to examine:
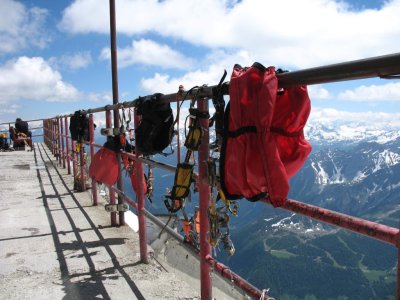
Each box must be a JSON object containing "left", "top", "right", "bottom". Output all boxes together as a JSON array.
[
  {"left": 135, "top": 93, "right": 174, "bottom": 156},
  {"left": 69, "top": 110, "right": 90, "bottom": 141},
  {"left": 15, "top": 120, "right": 29, "bottom": 136}
]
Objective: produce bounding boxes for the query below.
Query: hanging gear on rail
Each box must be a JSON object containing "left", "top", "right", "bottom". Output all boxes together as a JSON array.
[
  {"left": 220, "top": 63, "right": 312, "bottom": 207},
  {"left": 73, "top": 142, "right": 88, "bottom": 191},
  {"left": 181, "top": 207, "right": 200, "bottom": 248},
  {"left": 116, "top": 106, "right": 152, "bottom": 201},
  {"left": 135, "top": 93, "right": 175, "bottom": 156},
  {"left": 69, "top": 110, "right": 91, "bottom": 142},
  {"left": 89, "top": 134, "right": 128, "bottom": 186},
  {"left": 122, "top": 151, "right": 148, "bottom": 197},
  {"left": 210, "top": 70, "right": 228, "bottom": 150},
  {"left": 164, "top": 87, "right": 209, "bottom": 213},
  {"left": 207, "top": 158, "right": 236, "bottom": 256}
]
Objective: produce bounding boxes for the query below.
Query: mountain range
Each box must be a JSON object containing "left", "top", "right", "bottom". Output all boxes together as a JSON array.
[
  {"left": 93, "top": 118, "right": 399, "bottom": 299},
  {"left": 219, "top": 124, "right": 400, "bottom": 300}
]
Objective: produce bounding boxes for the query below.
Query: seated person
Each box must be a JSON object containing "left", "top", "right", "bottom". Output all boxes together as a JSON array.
[
  {"left": 9, "top": 126, "right": 32, "bottom": 150},
  {"left": 0, "top": 132, "right": 9, "bottom": 150},
  {"left": 15, "top": 118, "right": 32, "bottom": 138}
]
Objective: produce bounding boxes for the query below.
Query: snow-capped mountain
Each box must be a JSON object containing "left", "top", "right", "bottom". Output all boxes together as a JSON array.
[
  {"left": 289, "top": 136, "right": 400, "bottom": 220},
  {"left": 305, "top": 122, "right": 400, "bottom": 146}
]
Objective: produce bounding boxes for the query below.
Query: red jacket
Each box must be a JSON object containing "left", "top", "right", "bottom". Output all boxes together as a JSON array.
[{"left": 220, "top": 63, "right": 312, "bottom": 207}]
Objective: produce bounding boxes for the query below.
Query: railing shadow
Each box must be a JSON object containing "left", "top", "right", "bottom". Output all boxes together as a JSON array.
[{"left": 34, "top": 143, "right": 145, "bottom": 300}]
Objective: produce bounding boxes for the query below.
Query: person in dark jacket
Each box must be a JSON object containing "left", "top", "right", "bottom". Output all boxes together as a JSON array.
[{"left": 15, "top": 118, "right": 32, "bottom": 138}]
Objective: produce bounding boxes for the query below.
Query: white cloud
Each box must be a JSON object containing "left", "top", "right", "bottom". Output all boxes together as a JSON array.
[
  {"left": 0, "top": 56, "right": 114, "bottom": 106},
  {"left": 51, "top": 51, "right": 92, "bottom": 70},
  {"left": 309, "top": 107, "right": 400, "bottom": 129},
  {"left": 0, "top": 56, "right": 80, "bottom": 103},
  {"left": 338, "top": 82, "right": 400, "bottom": 102},
  {"left": 60, "top": 0, "right": 400, "bottom": 68},
  {"left": 0, "top": 103, "right": 18, "bottom": 114},
  {"left": 140, "top": 49, "right": 252, "bottom": 93},
  {"left": 100, "top": 39, "right": 193, "bottom": 69},
  {"left": 0, "top": 0, "right": 49, "bottom": 54},
  {"left": 141, "top": 66, "right": 226, "bottom": 94},
  {"left": 86, "top": 92, "right": 112, "bottom": 102},
  {"left": 308, "top": 85, "right": 331, "bottom": 100}
]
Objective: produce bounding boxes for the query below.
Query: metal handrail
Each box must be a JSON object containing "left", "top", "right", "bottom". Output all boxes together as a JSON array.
[{"left": 37, "top": 51, "right": 400, "bottom": 299}]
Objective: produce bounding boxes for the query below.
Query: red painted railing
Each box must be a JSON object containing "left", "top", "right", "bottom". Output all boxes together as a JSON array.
[{"left": 39, "top": 52, "right": 400, "bottom": 299}]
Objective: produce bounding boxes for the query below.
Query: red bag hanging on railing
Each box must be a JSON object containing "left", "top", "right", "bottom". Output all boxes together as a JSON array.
[
  {"left": 89, "top": 137, "right": 120, "bottom": 186},
  {"left": 220, "top": 63, "right": 311, "bottom": 207},
  {"left": 122, "top": 154, "right": 148, "bottom": 196}
]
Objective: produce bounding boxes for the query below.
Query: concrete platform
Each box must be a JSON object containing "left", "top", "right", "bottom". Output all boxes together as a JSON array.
[{"left": 0, "top": 144, "right": 200, "bottom": 299}]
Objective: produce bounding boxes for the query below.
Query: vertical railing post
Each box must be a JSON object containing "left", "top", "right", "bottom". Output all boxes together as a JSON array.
[
  {"left": 57, "top": 117, "right": 62, "bottom": 165},
  {"left": 397, "top": 247, "right": 399, "bottom": 299},
  {"left": 60, "top": 117, "right": 66, "bottom": 169},
  {"left": 106, "top": 110, "right": 117, "bottom": 226},
  {"left": 89, "top": 114, "right": 98, "bottom": 206},
  {"left": 197, "top": 97, "right": 212, "bottom": 300},
  {"left": 65, "top": 117, "right": 71, "bottom": 175},
  {"left": 79, "top": 139, "right": 86, "bottom": 191},
  {"left": 134, "top": 108, "right": 148, "bottom": 263},
  {"left": 51, "top": 119, "right": 56, "bottom": 156},
  {"left": 108, "top": 0, "right": 124, "bottom": 226},
  {"left": 71, "top": 139, "right": 77, "bottom": 180},
  {"left": 42, "top": 120, "right": 47, "bottom": 146}
]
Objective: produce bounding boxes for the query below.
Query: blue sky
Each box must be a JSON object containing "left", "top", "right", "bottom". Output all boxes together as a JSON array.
[{"left": 0, "top": 0, "right": 400, "bottom": 130}]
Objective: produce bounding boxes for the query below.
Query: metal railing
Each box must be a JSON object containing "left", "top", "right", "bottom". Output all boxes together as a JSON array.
[
  {"left": 36, "top": 52, "right": 400, "bottom": 299},
  {"left": 0, "top": 118, "right": 44, "bottom": 147}
]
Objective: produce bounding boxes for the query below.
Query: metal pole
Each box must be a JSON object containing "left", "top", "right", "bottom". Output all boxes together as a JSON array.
[
  {"left": 71, "top": 139, "right": 77, "bottom": 180},
  {"left": 274, "top": 198, "right": 400, "bottom": 246},
  {"left": 109, "top": 0, "right": 119, "bottom": 126},
  {"left": 57, "top": 118, "right": 62, "bottom": 165},
  {"left": 79, "top": 139, "right": 86, "bottom": 191},
  {"left": 134, "top": 108, "right": 148, "bottom": 264},
  {"left": 197, "top": 98, "right": 212, "bottom": 300},
  {"left": 205, "top": 255, "right": 264, "bottom": 300},
  {"left": 398, "top": 248, "right": 400, "bottom": 300},
  {"left": 8, "top": 52, "right": 400, "bottom": 122},
  {"left": 109, "top": 0, "right": 124, "bottom": 226},
  {"left": 89, "top": 114, "right": 98, "bottom": 206},
  {"left": 52, "top": 120, "right": 56, "bottom": 156},
  {"left": 65, "top": 117, "right": 71, "bottom": 175},
  {"left": 60, "top": 117, "right": 66, "bottom": 169},
  {"left": 106, "top": 110, "right": 117, "bottom": 226},
  {"left": 277, "top": 52, "right": 400, "bottom": 87}
]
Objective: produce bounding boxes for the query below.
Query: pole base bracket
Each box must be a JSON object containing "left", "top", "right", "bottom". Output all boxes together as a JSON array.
[{"left": 105, "top": 203, "right": 129, "bottom": 212}]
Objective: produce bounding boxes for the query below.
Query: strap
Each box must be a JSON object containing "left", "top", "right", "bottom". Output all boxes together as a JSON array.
[
  {"left": 227, "top": 126, "right": 257, "bottom": 138},
  {"left": 270, "top": 127, "right": 303, "bottom": 137}
]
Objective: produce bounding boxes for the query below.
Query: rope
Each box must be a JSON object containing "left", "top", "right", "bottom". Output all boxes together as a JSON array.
[{"left": 259, "top": 289, "right": 275, "bottom": 300}]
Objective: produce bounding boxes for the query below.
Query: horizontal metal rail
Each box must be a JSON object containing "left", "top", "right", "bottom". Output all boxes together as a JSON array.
[
  {"left": 262, "top": 198, "right": 399, "bottom": 246},
  {"left": 41, "top": 51, "right": 400, "bottom": 299},
  {"left": 123, "top": 151, "right": 400, "bottom": 247},
  {"left": 0, "top": 118, "right": 47, "bottom": 126},
  {"left": 55, "top": 52, "right": 400, "bottom": 117}
]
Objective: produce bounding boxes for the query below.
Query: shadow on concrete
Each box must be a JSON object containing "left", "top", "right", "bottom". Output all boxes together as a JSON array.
[{"left": 34, "top": 144, "right": 145, "bottom": 300}]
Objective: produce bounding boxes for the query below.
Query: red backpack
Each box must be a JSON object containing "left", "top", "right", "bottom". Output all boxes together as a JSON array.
[
  {"left": 220, "top": 63, "right": 312, "bottom": 207},
  {"left": 89, "top": 147, "right": 119, "bottom": 186}
]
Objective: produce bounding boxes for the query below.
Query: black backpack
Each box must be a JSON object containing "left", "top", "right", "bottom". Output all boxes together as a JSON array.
[
  {"left": 69, "top": 110, "right": 90, "bottom": 142},
  {"left": 135, "top": 93, "right": 174, "bottom": 156},
  {"left": 15, "top": 120, "right": 29, "bottom": 135}
]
